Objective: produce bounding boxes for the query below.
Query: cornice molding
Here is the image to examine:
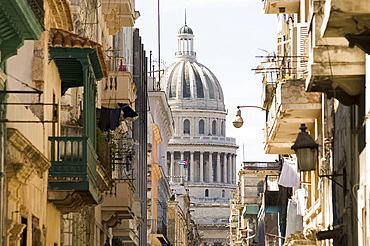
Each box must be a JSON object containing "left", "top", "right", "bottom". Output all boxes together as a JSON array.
[{"left": 6, "top": 128, "right": 50, "bottom": 183}]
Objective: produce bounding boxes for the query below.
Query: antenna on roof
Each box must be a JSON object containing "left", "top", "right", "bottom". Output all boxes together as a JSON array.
[{"left": 185, "top": 9, "right": 187, "bottom": 25}]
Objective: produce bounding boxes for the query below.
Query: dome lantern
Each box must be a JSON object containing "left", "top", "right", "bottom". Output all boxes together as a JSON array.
[{"left": 176, "top": 21, "right": 195, "bottom": 58}]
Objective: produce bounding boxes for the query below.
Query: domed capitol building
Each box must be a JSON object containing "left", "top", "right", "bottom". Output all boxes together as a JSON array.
[{"left": 161, "top": 22, "right": 238, "bottom": 246}]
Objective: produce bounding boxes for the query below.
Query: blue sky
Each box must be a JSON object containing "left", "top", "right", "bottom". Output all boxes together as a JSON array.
[{"left": 135, "top": 0, "right": 279, "bottom": 169}]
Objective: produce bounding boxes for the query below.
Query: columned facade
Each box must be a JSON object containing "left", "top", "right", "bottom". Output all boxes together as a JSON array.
[
  {"left": 161, "top": 23, "right": 237, "bottom": 246},
  {"left": 167, "top": 151, "right": 236, "bottom": 184}
]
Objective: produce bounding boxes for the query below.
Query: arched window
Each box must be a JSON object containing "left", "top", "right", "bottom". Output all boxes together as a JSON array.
[
  {"left": 222, "top": 190, "right": 225, "bottom": 198},
  {"left": 221, "top": 121, "right": 224, "bottom": 136},
  {"left": 205, "top": 189, "right": 209, "bottom": 197},
  {"left": 212, "top": 120, "right": 216, "bottom": 135},
  {"left": 199, "top": 119, "right": 204, "bottom": 135},
  {"left": 184, "top": 119, "right": 190, "bottom": 134}
]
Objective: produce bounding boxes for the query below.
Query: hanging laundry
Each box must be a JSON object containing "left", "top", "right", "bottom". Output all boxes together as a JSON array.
[
  {"left": 118, "top": 103, "right": 138, "bottom": 120},
  {"left": 279, "top": 158, "right": 300, "bottom": 188},
  {"left": 110, "top": 108, "right": 121, "bottom": 130},
  {"left": 295, "top": 188, "right": 308, "bottom": 216},
  {"left": 98, "top": 107, "right": 111, "bottom": 131},
  {"left": 285, "top": 199, "right": 303, "bottom": 240}
]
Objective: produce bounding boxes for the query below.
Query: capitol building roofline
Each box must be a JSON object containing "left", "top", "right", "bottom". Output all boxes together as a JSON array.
[{"left": 160, "top": 23, "right": 225, "bottom": 112}]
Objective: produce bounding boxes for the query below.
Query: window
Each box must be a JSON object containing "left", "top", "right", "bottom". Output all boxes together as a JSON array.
[
  {"left": 222, "top": 190, "right": 225, "bottom": 198},
  {"left": 212, "top": 120, "right": 216, "bottom": 135},
  {"left": 205, "top": 189, "right": 209, "bottom": 197},
  {"left": 221, "top": 121, "right": 224, "bottom": 136},
  {"left": 184, "top": 119, "right": 190, "bottom": 134},
  {"left": 199, "top": 119, "right": 204, "bottom": 135}
]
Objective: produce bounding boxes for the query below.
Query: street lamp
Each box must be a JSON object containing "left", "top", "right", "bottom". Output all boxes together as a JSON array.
[
  {"left": 291, "top": 124, "right": 318, "bottom": 171},
  {"left": 232, "top": 106, "right": 265, "bottom": 128}
]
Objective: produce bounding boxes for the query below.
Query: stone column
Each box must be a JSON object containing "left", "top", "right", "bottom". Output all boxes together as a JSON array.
[
  {"left": 232, "top": 154, "right": 236, "bottom": 184},
  {"left": 208, "top": 152, "right": 213, "bottom": 183},
  {"left": 217, "top": 152, "right": 221, "bottom": 183},
  {"left": 164, "top": 154, "right": 168, "bottom": 176},
  {"left": 223, "top": 153, "right": 227, "bottom": 183},
  {"left": 170, "top": 151, "right": 174, "bottom": 183},
  {"left": 180, "top": 152, "right": 184, "bottom": 183},
  {"left": 190, "top": 151, "right": 194, "bottom": 182},
  {"left": 228, "top": 154, "right": 232, "bottom": 184},
  {"left": 200, "top": 152, "right": 204, "bottom": 182}
]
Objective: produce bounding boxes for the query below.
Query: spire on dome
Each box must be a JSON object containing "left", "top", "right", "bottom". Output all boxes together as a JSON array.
[{"left": 185, "top": 9, "right": 187, "bottom": 25}]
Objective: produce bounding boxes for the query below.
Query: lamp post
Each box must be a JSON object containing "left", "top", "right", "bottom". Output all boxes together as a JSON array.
[
  {"left": 291, "top": 124, "right": 318, "bottom": 171},
  {"left": 232, "top": 105, "right": 265, "bottom": 128}
]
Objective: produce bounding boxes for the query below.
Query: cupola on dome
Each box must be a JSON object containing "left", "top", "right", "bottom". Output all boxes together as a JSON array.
[
  {"left": 160, "top": 24, "right": 225, "bottom": 112},
  {"left": 178, "top": 25, "right": 193, "bottom": 35}
]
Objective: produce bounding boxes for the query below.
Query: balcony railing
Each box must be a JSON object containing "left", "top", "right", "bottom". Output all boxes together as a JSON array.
[
  {"left": 101, "top": 57, "right": 136, "bottom": 108},
  {"left": 48, "top": 136, "right": 98, "bottom": 204}
]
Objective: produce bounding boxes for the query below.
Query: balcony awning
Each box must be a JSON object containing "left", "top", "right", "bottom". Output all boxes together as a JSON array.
[
  {"left": 242, "top": 204, "right": 260, "bottom": 218},
  {"left": 48, "top": 28, "right": 108, "bottom": 94},
  {"left": 0, "top": 0, "right": 43, "bottom": 63}
]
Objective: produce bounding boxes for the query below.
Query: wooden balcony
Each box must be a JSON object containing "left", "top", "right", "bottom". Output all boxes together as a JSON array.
[
  {"left": 101, "top": 58, "right": 136, "bottom": 108},
  {"left": 102, "top": 180, "right": 136, "bottom": 227},
  {"left": 102, "top": 0, "right": 137, "bottom": 35},
  {"left": 264, "top": 79, "right": 321, "bottom": 154},
  {"left": 47, "top": 136, "right": 99, "bottom": 213},
  {"left": 264, "top": 0, "right": 299, "bottom": 14}
]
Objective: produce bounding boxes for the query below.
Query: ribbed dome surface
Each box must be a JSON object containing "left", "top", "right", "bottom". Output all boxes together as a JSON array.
[
  {"left": 160, "top": 60, "right": 225, "bottom": 111},
  {"left": 178, "top": 25, "right": 193, "bottom": 35}
]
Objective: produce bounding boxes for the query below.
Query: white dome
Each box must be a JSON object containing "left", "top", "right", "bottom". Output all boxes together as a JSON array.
[
  {"left": 160, "top": 25, "right": 225, "bottom": 111},
  {"left": 161, "top": 60, "right": 225, "bottom": 111}
]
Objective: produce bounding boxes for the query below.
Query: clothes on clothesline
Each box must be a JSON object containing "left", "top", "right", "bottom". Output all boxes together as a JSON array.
[
  {"left": 278, "top": 158, "right": 300, "bottom": 188},
  {"left": 98, "top": 107, "right": 111, "bottom": 131},
  {"left": 97, "top": 104, "right": 138, "bottom": 132},
  {"left": 285, "top": 199, "right": 303, "bottom": 240},
  {"left": 295, "top": 188, "right": 308, "bottom": 216}
]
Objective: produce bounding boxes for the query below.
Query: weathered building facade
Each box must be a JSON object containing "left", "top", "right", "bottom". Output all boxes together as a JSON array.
[
  {"left": 252, "top": 0, "right": 370, "bottom": 245},
  {"left": 0, "top": 0, "right": 151, "bottom": 245}
]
